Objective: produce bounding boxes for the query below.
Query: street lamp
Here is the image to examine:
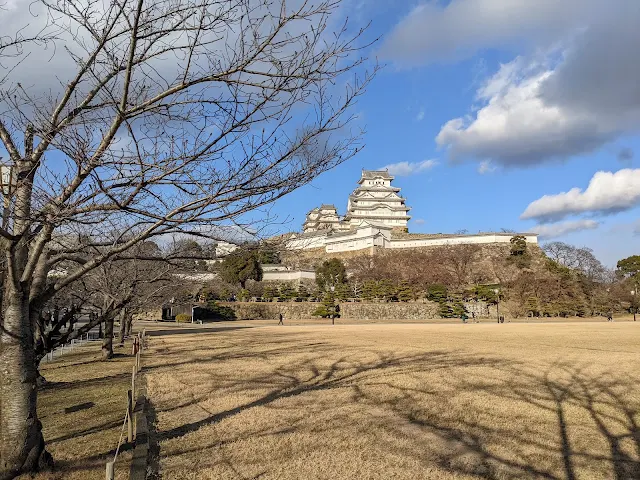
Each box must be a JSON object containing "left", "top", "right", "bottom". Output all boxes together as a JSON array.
[
  {"left": 493, "top": 288, "right": 500, "bottom": 323},
  {"left": 631, "top": 289, "right": 637, "bottom": 322},
  {"left": 330, "top": 285, "right": 336, "bottom": 325}
]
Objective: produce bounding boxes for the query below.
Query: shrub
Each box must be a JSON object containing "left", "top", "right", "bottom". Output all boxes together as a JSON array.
[
  {"left": 196, "top": 301, "right": 237, "bottom": 321},
  {"left": 175, "top": 314, "right": 192, "bottom": 323}
]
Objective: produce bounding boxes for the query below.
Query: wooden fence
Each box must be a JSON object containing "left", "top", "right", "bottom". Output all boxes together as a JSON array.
[{"left": 105, "top": 329, "right": 146, "bottom": 480}]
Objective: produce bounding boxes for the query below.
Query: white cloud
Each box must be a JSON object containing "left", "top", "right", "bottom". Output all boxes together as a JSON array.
[
  {"left": 416, "top": 108, "right": 425, "bottom": 121},
  {"left": 534, "top": 219, "right": 599, "bottom": 239},
  {"left": 413, "top": 218, "right": 425, "bottom": 225},
  {"left": 382, "top": 159, "right": 438, "bottom": 176},
  {"left": 380, "top": 0, "right": 640, "bottom": 166},
  {"left": 435, "top": 55, "right": 623, "bottom": 165},
  {"left": 477, "top": 160, "right": 496, "bottom": 174},
  {"left": 521, "top": 169, "right": 640, "bottom": 222}
]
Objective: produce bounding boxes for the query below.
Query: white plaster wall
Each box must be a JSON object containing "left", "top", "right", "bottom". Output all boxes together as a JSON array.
[
  {"left": 286, "top": 229, "right": 537, "bottom": 252},
  {"left": 262, "top": 270, "right": 316, "bottom": 281},
  {"left": 389, "top": 234, "right": 538, "bottom": 249},
  {"left": 285, "top": 234, "right": 327, "bottom": 250}
]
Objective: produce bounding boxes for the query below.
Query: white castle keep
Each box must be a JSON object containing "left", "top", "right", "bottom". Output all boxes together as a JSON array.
[{"left": 286, "top": 169, "right": 538, "bottom": 254}]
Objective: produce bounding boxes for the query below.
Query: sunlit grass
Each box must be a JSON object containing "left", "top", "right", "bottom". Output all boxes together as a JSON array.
[
  {"left": 144, "top": 322, "right": 640, "bottom": 479},
  {"left": 19, "top": 342, "right": 135, "bottom": 480}
]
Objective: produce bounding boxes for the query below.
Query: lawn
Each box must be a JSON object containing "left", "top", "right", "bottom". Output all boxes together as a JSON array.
[
  {"left": 18, "top": 341, "right": 136, "bottom": 480},
  {"left": 144, "top": 322, "right": 640, "bottom": 479}
]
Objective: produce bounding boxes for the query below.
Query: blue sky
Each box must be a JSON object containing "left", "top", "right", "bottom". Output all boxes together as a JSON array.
[
  {"left": 265, "top": 0, "right": 640, "bottom": 267},
  {"left": 1, "top": 0, "right": 638, "bottom": 268}
]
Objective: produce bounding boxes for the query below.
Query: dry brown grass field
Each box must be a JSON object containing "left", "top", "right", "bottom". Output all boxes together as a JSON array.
[
  {"left": 16, "top": 342, "right": 135, "bottom": 480},
  {"left": 143, "top": 321, "right": 640, "bottom": 480}
]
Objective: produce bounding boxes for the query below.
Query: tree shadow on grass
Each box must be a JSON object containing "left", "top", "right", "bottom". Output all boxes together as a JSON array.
[{"left": 148, "top": 333, "right": 640, "bottom": 480}]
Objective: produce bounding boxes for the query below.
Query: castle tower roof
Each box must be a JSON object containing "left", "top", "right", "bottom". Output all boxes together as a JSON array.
[{"left": 357, "top": 169, "right": 394, "bottom": 184}]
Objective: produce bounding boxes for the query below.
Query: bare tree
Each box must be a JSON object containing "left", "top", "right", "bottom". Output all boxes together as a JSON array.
[
  {"left": 0, "top": 0, "right": 376, "bottom": 475},
  {"left": 72, "top": 245, "right": 173, "bottom": 359},
  {"left": 434, "top": 245, "right": 481, "bottom": 287},
  {"left": 543, "top": 241, "right": 608, "bottom": 282}
]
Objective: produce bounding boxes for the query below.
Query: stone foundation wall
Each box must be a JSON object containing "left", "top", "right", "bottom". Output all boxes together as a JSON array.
[{"left": 220, "top": 301, "right": 494, "bottom": 321}]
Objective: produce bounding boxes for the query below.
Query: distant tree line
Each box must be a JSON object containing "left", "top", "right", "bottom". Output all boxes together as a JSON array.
[{"left": 174, "top": 238, "right": 638, "bottom": 320}]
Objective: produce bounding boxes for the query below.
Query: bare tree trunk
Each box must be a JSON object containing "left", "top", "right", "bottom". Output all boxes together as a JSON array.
[
  {"left": 118, "top": 309, "right": 126, "bottom": 346},
  {"left": 0, "top": 286, "right": 52, "bottom": 479},
  {"left": 125, "top": 314, "right": 133, "bottom": 338},
  {"left": 101, "top": 316, "right": 114, "bottom": 360}
]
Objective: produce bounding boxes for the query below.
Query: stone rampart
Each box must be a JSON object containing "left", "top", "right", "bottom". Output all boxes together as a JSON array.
[{"left": 220, "top": 301, "right": 494, "bottom": 321}]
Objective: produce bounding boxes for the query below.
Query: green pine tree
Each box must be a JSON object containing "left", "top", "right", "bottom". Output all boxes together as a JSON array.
[
  {"left": 297, "top": 284, "right": 310, "bottom": 299},
  {"left": 427, "top": 284, "right": 448, "bottom": 303},
  {"left": 279, "top": 283, "right": 296, "bottom": 301},
  {"left": 263, "top": 285, "right": 277, "bottom": 302},
  {"left": 396, "top": 281, "right": 414, "bottom": 302},
  {"left": 334, "top": 283, "right": 352, "bottom": 301},
  {"left": 313, "top": 292, "right": 338, "bottom": 318},
  {"left": 362, "top": 281, "right": 377, "bottom": 301},
  {"left": 378, "top": 279, "right": 396, "bottom": 302}
]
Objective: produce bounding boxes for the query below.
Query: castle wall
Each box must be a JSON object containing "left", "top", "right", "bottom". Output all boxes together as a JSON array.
[
  {"left": 286, "top": 234, "right": 327, "bottom": 250},
  {"left": 219, "top": 300, "right": 495, "bottom": 321},
  {"left": 287, "top": 229, "right": 538, "bottom": 253},
  {"left": 389, "top": 233, "right": 539, "bottom": 249},
  {"left": 262, "top": 270, "right": 316, "bottom": 283}
]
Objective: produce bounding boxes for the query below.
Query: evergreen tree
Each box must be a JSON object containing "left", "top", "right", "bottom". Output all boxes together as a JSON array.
[
  {"left": 362, "top": 281, "right": 377, "bottom": 301},
  {"left": 263, "top": 285, "right": 278, "bottom": 302},
  {"left": 427, "top": 284, "right": 448, "bottom": 303},
  {"left": 378, "top": 279, "right": 396, "bottom": 301},
  {"left": 525, "top": 296, "right": 539, "bottom": 317},
  {"left": 278, "top": 283, "right": 296, "bottom": 301},
  {"left": 219, "top": 248, "right": 263, "bottom": 288},
  {"left": 334, "top": 283, "right": 352, "bottom": 301},
  {"left": 313, "top": 292, "right": 338, "bottom": 318},
  {"left": 450, "top": 292, "right": 467, "bottom": 317},
  {"left": 315, "top": 258, "right": 347, "bottom": 290},
  {"left": 510, "top": 235, "right": 527, "bottom": 256},
  {"left": 396, "top": 281, "right": 414, "bottom": 302},
  {"left": 297, "top": 284, "right": 310, "bottom": 300}
]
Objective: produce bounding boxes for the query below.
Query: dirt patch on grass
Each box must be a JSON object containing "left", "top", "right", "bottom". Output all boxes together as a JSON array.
[
  {"left": 18, "top": 341, "right": 136, "bottom": 480},
  {"left": 144, "top": 323, "right": 640, "bottom": 479}
]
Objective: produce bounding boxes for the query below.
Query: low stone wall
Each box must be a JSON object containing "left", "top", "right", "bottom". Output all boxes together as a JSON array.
[
  {"left": 338, "top": 302, "right": 439, "bottom": 320},
  {"left": 220, "top": 301, "right": 494, "bottom": 321},
  {"left": 220, "top": 302, "right": 318, "bottom": 320}
]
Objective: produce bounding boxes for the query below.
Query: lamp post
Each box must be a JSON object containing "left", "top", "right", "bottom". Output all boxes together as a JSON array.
[
  {"left": 330, "top": 285, "right": 336, "bottom": 325},
  {"left": 493, "top": 288, "right": 500, "bottom": 323},
  {"left": 632, "top": 289, "right": 637, "bottom": 322}
]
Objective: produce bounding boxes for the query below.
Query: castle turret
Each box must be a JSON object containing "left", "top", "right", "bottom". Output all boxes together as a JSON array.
[
  {"left": 344, "top": 169, "right": 411, "bottom": 230},
  {"left": 302, "top": 204, "right": 342, "bottom": 232}
]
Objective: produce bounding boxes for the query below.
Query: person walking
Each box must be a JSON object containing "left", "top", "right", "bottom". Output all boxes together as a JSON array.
[{"left": 278, "top": 313, "right": 284, "bottom": 325}]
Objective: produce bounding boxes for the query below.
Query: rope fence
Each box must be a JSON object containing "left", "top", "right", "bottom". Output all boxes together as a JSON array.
[{"left": 106, "top": 329, "right": 146, "bottom": 480}]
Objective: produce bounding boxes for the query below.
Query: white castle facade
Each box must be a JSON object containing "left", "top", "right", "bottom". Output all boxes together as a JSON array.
[{"left": 286, "top": 169, "right": 538, "bottom": 254}]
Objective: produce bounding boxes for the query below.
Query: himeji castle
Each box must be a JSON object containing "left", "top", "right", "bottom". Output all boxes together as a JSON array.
[
  {"left": 345, "top": 170, "right": 411, "bottom": 229},
  {"left": 287, "top": 169, "right": 537, "bottom": 253}
]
